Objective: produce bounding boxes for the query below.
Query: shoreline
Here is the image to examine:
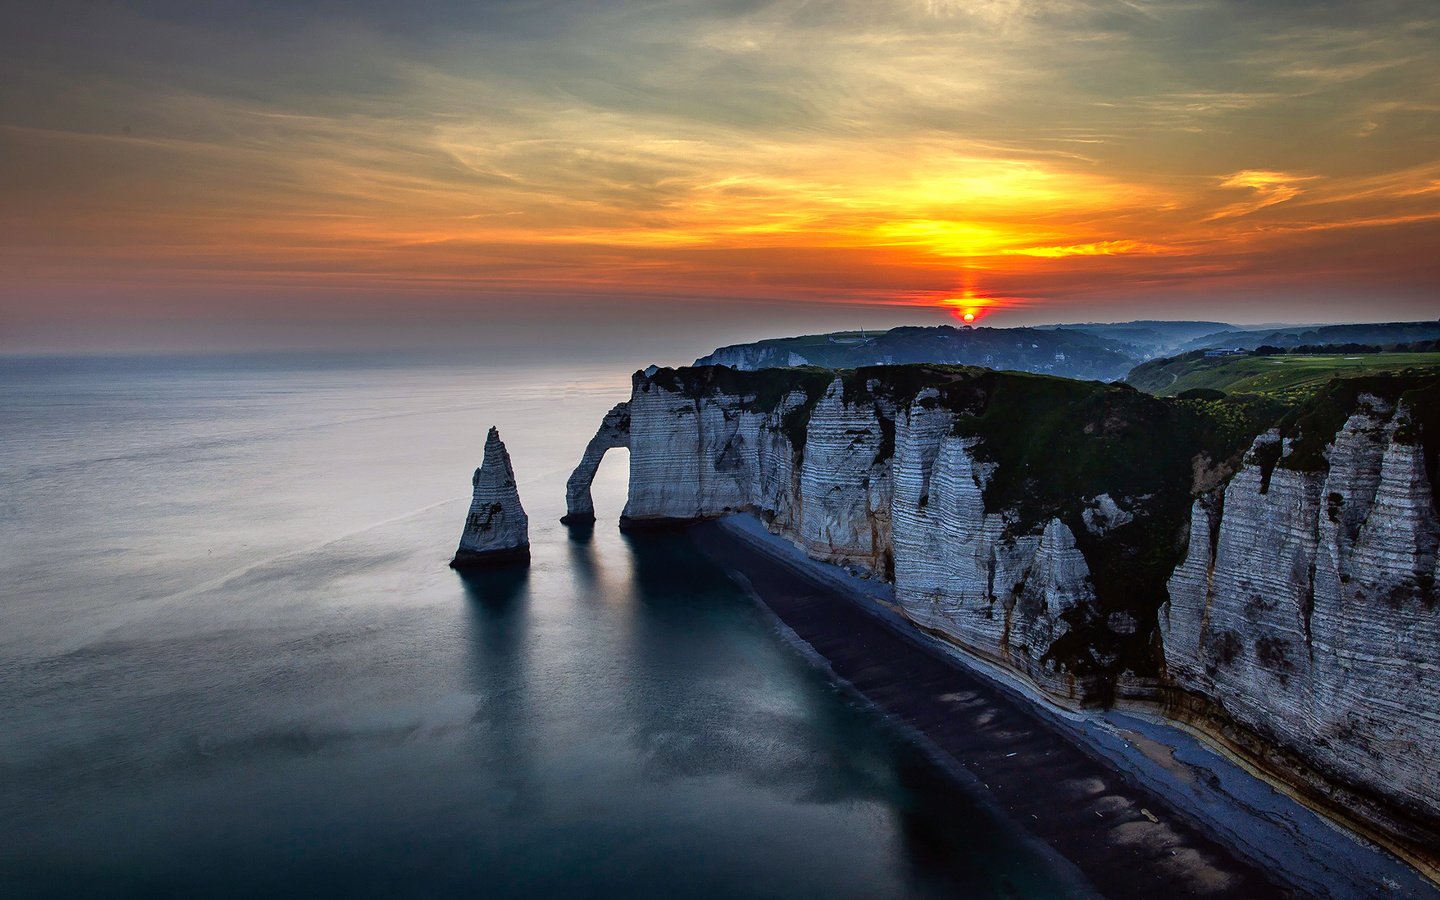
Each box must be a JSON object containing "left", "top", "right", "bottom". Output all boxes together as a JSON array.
[{"left": 690, "top": 512, "right": 1439, "bottom": 899}]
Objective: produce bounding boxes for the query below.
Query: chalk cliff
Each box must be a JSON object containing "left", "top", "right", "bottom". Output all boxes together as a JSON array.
[
  {"left": 1161, "top": 383, "right": 1440, "bottom": 861},
  {"left": 563, "top": 402, "right": 630, "bottom": 524},
  {"left": 580, "top": 365, "right": 1278, "bottom": 697},
  {"left": 451, "top": 426, "right": 530, "bottom": 567},
  {"left": 568, "top": 364, "right": 1440, "bottom": 868}
]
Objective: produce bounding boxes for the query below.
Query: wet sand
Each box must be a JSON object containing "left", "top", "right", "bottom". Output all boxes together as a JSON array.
[{"left": 690, "top": 514, "right": 1440, "bottom": 899}]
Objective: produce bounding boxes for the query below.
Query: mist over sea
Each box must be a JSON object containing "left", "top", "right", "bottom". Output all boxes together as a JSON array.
[{"left": 0, "top": 353, "right": 1076, "bottom": 898}]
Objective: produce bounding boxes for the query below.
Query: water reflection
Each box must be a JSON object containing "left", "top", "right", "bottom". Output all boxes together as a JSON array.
[
  {"left": 457, "top": 565, "right": 530, "bottom": 611},
  {"left": 458, "top": 567, "right": 534, "bottom": 814},
  {"left": 564, "top": 521, "right": 599, "bottom": 591},
  {"left": 620, "top": 530, "right": 894, "bottom": 798},
  {"left": 619, "top": 529, "right": 1078, "bottom": 899},
  {"left": 1, "top": 355, "right": 1082, "bottom": 899},
  {"left": 564, "top": 521, "right": 596, "bottom": 543}
]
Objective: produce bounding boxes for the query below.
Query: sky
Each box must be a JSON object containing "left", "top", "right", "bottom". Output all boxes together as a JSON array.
[{"left": 1, "top": 0, "right": 1437, "bottom": 355}]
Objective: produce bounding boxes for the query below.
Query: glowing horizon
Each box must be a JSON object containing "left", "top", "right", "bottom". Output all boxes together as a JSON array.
[{"left": 2, "top": 1, "right": 1437, "bottom": 351}]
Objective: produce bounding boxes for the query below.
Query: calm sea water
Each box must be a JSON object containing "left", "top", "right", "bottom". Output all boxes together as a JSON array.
[{"left": 0, "top": 354, "right": 1077, "bottom": 898}]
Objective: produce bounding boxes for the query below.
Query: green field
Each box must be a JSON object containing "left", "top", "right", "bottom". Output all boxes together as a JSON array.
[{"left": 1126, "top": 352, "right": 1440, "bottom": 399}]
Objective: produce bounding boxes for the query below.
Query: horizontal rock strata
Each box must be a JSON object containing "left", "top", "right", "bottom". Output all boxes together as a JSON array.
[
  {"left": 563, "top": 401, "right": 630, "bottom": 524},
  {"left": 1161, "top": 395, "right": 1440, "bottom": 866},
  {"left": 451, "top": 426, "right": 530, "bottom": 568},
  {"left": 575, "top": 363, "right": 1440, "bottom": 871}
]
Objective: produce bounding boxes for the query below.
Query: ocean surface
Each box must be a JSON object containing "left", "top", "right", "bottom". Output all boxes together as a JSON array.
[{"left": 0, "top": 353, "right": 1079, "bottom": 898}]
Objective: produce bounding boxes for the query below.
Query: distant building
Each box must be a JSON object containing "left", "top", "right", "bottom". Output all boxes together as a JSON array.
[{"left": 1204, "top": 348, "right": 1245, "bottom": 357}]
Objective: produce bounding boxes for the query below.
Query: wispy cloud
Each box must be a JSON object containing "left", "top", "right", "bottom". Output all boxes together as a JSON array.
[
  {"left": 1, "top": 0, "right": 1437, "bottom": 338},
  {"left": 1207, "top": 170, "right": 1320, "bottom": 219}
]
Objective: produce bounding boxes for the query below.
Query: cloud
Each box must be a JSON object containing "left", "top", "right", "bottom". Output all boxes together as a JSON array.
[
  {"left": 1, "top": 0, "right": 1438, "bottom": 345},
  {"left": 1207, "top": 170, "right": 1320, "bottom": 219}
]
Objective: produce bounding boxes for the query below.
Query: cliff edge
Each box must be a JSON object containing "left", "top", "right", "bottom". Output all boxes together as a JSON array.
[{"left": 568, "top": 363, "right": 1440, "bottom": 875}]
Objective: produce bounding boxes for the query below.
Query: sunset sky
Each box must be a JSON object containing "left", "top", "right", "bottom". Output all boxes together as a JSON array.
[{"left": 2, "top": 0, "right": 1437, "bottom": 354}]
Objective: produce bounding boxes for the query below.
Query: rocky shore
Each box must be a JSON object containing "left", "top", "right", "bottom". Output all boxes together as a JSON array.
[
  {"left": 694, "top": 513, "right": 1439, "bottom": 899},
  {"left": 564, "top": 363, "right": 1440, "bottom": 879}
]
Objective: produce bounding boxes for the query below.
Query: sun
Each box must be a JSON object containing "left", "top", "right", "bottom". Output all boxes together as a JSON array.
[{"left": 940, "top": 294, "right": 991, "bottom": 324}]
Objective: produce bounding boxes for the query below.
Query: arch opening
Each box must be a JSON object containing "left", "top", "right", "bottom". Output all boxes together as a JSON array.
[{"left": 561, "top": 401, "right": 631, "bottom": 524}]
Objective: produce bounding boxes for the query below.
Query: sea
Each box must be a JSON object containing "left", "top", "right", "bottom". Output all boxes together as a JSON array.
[{"left": 0, "top": 352, "right": 1080, "bottom": 898}]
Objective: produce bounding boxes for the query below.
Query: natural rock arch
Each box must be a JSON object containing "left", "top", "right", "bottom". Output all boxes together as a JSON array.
[{"left": 562, "top": 402, "right": 631, "bottom": 524}]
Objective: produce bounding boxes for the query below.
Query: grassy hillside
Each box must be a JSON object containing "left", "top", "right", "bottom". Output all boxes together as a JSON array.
[
  {"left": 1126, "top": 351, "right": 1440, "bottom": 400},
  {"left": 696, "top": 324, "right": 1141, "bottom": 380},
  {"left": 1177, "top": 320, "right": 1440, "bottom": 352}
]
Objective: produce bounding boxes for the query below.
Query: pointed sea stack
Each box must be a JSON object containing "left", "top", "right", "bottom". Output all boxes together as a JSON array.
[{"left": 450, "top": 426, "right": 530, "bottom": 568}]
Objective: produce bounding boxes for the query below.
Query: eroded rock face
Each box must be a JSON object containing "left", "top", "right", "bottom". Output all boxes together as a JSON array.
[
  {"left": 1082, "top": 493, "right": 1134, "bottom": 536},
  {"left": 620, "top": 369, "right": 816, "bottom": 528},
  {"left": 583, "top": 364, "right": 1440, "bottom": 856},
  {"left": 1161, "top": 398, "right": 1440, "bottom": 829},
  {"left": 615, "top": 368, "right": 1108, "bottom": 700},
  {"left": 796, "top": 379, "right": 893, "bottom": 571},
  {"left": 451, "top": 427, "right": 530, "bottom": 567},
  {"left": 563, "top": 402, "right": 630, "bottom": 523},
  {"left": 890, "top": 405, "right": 1097, "bottom": 699}
]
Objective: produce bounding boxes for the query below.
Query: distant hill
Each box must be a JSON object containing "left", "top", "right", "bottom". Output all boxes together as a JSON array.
[
  {"left": 695, "top": 320, "right": 1245, "bottom": 381},
  {"left": 695, "top": 325, "right": 1139, "bottom": 381},
  {"left": 1042, "top": 320, "right": 1235, "bottom": 358},
  {"left": 695, "top": 320, "right": 1440, "bottom": 384},
  {"left": 1177, "top": 320, "right": 1440, "bottom": 352},
  {"left": 1125, "top": 347, "right": 1440, "bottom": 399}
]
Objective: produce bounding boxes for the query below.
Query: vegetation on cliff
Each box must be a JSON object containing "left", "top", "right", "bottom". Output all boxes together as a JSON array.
[
  {"left": 641, "top": 364, "right": 1440, "bottom": 679},
  {"left": 1171, "top": 320, "right": 1440, "bottom": 354},
  {"left": 910, "top": 368, "right": 1285, "bottom": 678},
  {"left": 641, "top": 365, "right": 833, "bottom": 451},
  {"left": 1126, "top": 347, "right": 1440, "bottom": 399},
  {"left": 1272, "top": 374, "right": 1440, "bottom": 515},
  {"left": 695, "top": 324, "right": 1143, "bottom": 381}
]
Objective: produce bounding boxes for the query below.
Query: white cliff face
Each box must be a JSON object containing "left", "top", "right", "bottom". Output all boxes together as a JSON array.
[
  {"left": 1082, "top": 493, "right": 1134, "bottom": 536},
  {"left": 796, "top": 379, "right": 892, "bottom": 571},
  {"left": 1162, "top": 399, "right": 1440, "bottom": 827},
  {"left": 1160, "top": 498, "right": 1216, "bottom": 687},
  {"left": 890, "top": 398, "right": 1097, "bottom": 699},
  {"left": 591, "top": 365, "right": 1440, "bottom": 851},
  {"left": 621, "top": 372, "right": 815, "bottom": 527},
  {"left": 624, "top": 383, "right": 755, "bottom": 521},
  {"left": 452, "top": 426, "right": 530, "bottom": 566},
  {"left": 622, "top": 378, "right": 717, "bottom": 520},
  {"left": 619, "top": 372, "right": 1107, "bottom": 699}
]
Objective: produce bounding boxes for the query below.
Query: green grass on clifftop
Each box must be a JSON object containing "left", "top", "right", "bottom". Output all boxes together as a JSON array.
[
  {"left": 644, "top": 364, "right": 1289, "bottom": 681},
  {"left": 1126, "top": 350, "right": 1440, "bottom": 400},
  {"left": 640, "top": 364, "right": 1440, "bottom": 684}
]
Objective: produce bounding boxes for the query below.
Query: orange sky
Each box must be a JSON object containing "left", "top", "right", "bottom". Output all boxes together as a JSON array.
[{"left": 2, "top": 1, "right": 1437, "bottom": 351}]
